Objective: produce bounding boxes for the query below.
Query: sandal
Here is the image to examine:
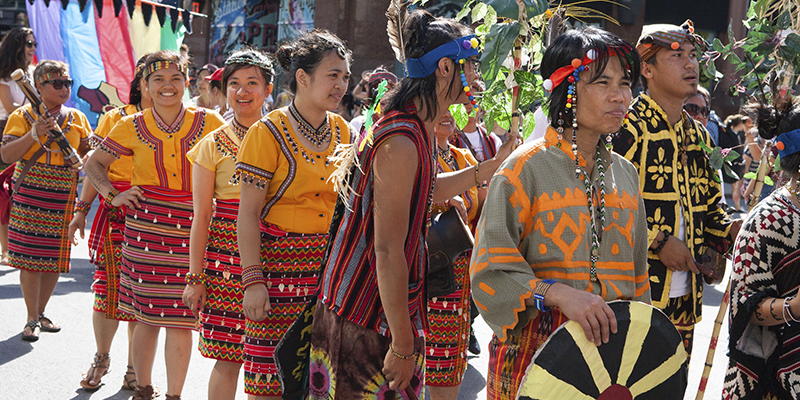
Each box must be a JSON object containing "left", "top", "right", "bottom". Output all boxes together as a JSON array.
[
  {"left": 132, "top": 385, "right": 155, "bottom": 400},
  {"left": 38, "top": 313, "right": 61, "bottom": 333},
  {"left": 1, "top": 252, "right": 8, "bottom": 265},
  {"left": 21, "top": 319, "right": 40, "bottom": 342},
  {"left": 122, "top": 365, "right": 137, "bottom": 390},
  {"left": 80, "top": 352, "right": 110, "bottom": 391}
]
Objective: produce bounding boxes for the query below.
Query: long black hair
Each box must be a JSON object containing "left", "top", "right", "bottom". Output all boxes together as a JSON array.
[
  {"left": 275, "top": 29, "right": 352, "bottom": 95},
  {"left": 0, "top": 27, "right": 34, "bottom": 79},
  {"left": 384, "top": 10, "right": 470, "bottom": 121},
  {"left": 745, "top": 96, "right": 800, "bottom": 178},
  {"left": 541, "top": 27, "right": 641, "bottom": 128}
]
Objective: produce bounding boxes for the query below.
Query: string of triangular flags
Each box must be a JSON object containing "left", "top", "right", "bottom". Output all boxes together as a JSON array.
[{"left": 25, "top": 0, "right": 206, "bottom": 33}]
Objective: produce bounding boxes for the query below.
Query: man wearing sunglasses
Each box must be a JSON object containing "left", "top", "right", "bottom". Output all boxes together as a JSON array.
[{"left": 612, "top": 20, "right": 742, "bottom": 360}]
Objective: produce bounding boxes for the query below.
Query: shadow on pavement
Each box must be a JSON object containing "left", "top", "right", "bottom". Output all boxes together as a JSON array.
[
  {"left": 67, "top": 387, "right": 133, "bottom": 400},
  {"left": 0, "top": 333, "right": 33, "bottom": 367}
]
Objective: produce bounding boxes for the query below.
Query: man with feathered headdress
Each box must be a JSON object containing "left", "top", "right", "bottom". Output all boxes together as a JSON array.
[{"left": 612, "top": 20, "right": 742, "bottom": 359}]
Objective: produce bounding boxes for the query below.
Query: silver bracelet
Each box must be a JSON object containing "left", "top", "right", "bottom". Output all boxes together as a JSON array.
[{"left": 784, "top": 297, "right": 800, "bottom": 324}]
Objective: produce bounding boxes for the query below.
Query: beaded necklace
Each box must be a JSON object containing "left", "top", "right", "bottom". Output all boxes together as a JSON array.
[
  {"left": 231, "top": 118, "right": 249, "bottom": 140},
  {"left": 289, "top": 102, "right": 331, "bottom": 147},
  {"left": 437, "top": 145, "right": 454, "bottom": 165},
  {"left": 576, "top": 145, "right": 606, "bottom": 282},
  {"left": 279, "top": 114, "right": 341, "bottom": 166}
]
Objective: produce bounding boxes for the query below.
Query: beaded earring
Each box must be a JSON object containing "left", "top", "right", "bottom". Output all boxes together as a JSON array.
[
  {"left": 566, "top": 62, "right": 584, "bottom": 178},
  {"left": 459, "top": 37, "right": 480, "bottom": 111}
]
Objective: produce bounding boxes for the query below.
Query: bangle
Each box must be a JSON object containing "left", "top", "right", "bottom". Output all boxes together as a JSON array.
[
  {"left": 75, "top": 200, "right": 91, "bottom": 215},
  {"left": 784, "top": 297, "right": 800, "bottom": 325},
  {"left": 651, "top": 230, "right": 670, "bottom": 255},
  {"left": 474, "top": 162, "right": 481, "bottom": 187},
  {"left": 185, "top": 272, "right": 207, "bottom": 286},
  {"left": 241, "top": 264, "right": 266, "bottom": 289},
  {"left": 389, "top": 344, "right": 416, "bottom": 360},
  {"left": 105, "top": 188, "right": 120, "bottom": 207},
  {"left": 533, "top": 278, "right": 556, "bottom": 312}
]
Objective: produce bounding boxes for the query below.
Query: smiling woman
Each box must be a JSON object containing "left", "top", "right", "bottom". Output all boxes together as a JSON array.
[
  {"left": 232, "top": 30, "right": 352, "bottom": 400},
  {"left": 83, "top": 50, "right": 225, "bottom": 400}
]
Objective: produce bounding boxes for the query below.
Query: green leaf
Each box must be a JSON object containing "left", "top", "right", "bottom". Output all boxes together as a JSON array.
[
  {"left": 743, "top": 172, "right": 757, "bottom": 180},
  {"left": 765, "top": 175, "right": 775, "bottom": 185},
  {"left": 728, "top": 21, "right": 736, "bottom": 44},
  {"left": 723, "top": 163, "right": 740, "bottom": 181},
  {"left": 449, "top": 104, "right": 469, "bottom": 130},
  {"left": 472, "top": 2, "right": 488, "bottom": 23},
  {"left": 513, "top": 70, "right": 543, "bottom": 109},
  {"left": 698, "top": 136, "right": 714, "bottom": 154},
  {"left": 713, "top": 38, "right": 724, "bottom": 53},
  {"left": 724, "top": 149, "right": 741, "bottom": 162},
  {"left": 521, "top": 110, "right": 535, "bottom": 140},
  {"left": 485, "top": 0, "right": 547, "bottom": 20},
  {"left": 778, "top": 10, "right": 792, "bottom": 30},
  {"left": 784, "top": 33, "right": 800, "bottom": 55},
  {"left": 709, "top": 147, "right": 724, "bottom": 170},
  {"left": 455, "top": 0, "right": 474, "bottom": 22},
  {"left": 774, "top": 153, "right": 782, "bottom": 171},
  {"left": 480, "top": 22, "right": 521, "bottom": 84}
]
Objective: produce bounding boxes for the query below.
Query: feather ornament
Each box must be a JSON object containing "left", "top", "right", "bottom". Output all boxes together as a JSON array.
[
  {"left": 543, "top": 8, "right": 568, "bottom": 49},
  {"left": 386, "top": 0, "right": 411, "bottom": 63}
]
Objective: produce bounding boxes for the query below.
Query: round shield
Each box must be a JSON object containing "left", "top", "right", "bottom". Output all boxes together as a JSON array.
[{"left": 517, "top": 301, "right": 687, "bottom": 400}]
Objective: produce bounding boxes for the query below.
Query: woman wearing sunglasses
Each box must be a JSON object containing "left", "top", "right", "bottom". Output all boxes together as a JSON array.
[
  {"left": 0, "top": 60, "right": 93, "bottom": 342},
  {"left": 0, "top": 27, "right": 37, "bottom": 266}
]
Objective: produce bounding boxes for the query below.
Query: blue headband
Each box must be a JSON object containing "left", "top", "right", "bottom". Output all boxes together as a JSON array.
[
  {"left": 776, "top": 129, "right": 800, "bottom": 158},
  {"left": 405, "top": 35, "right": 480, "bottom": 78}
]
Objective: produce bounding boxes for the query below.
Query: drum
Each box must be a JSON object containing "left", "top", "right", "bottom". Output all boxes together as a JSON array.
[{"left": 517, "top": 301, "right": 687, "bottom": 400}]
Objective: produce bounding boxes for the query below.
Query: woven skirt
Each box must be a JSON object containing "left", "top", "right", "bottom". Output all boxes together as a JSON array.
[
  {"left": 117, "top": 186, "right": 195, "bottom": 329},
  {"left": 90, "top": 181, "right": 134, "bottom": 321},
  {"left": 425, "top": 251, "right": 472, "bottom": 386},
  {"left": 308, "top": 304, "right": 425, "bottom": 399},
  {"left": 9, "top": 162, "right": 77, "bottom": 273},
  {"left": 243, "top": 227, "right": 327, "bottom": 396},
  {"left": 487, "top": 308, "right": 568, "bottom": 400},
  {"left": 198, "top": 199, "right": 244, "bottom": 363}
]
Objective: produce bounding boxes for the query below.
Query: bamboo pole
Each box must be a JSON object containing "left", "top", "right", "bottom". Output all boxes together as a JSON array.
[{"left": 694, "top": 281, "right": 731, "bottom": 400}]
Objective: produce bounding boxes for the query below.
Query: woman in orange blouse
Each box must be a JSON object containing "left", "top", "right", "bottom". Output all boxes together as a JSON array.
[
  {"left": 84, "top": 50, "right": 225, "bottom": 400},
  {"left": 1, "top": 60, "right": 92, "bottom": 342}
]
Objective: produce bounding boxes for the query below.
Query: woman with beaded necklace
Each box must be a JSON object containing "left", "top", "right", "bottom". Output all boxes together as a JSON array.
[
  {"left": 233, "top": 30, "right": 351, "bottom": 399},
  {"left": 84, "top": 50, "right": 225, "bottom": 400},
  {"left": 182, "top": 49, "right": 274, "bottom": 400},
  {"left": 470, "top": 28, "right": 651, "bottom": 400},
  {"left": 69, "top": 53, "right": 152, "bottom": 392}
]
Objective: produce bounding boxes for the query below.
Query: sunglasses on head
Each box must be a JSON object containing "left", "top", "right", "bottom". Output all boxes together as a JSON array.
[
  {"left": 44, "top": 79, "right": 73, "bottom": 90},
  {"left": 684, "top": 103, "right": 709, "bottom": 118},
  {"left": 26, "top": 40, "right": 37, "bottom": 49}
]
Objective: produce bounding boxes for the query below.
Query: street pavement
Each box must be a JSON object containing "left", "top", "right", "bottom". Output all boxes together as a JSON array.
[{"left": 0, "top": 196, "right": 732, "bottom": 400}]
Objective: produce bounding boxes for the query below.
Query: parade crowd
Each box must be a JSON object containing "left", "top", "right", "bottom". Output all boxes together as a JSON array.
[{"left": 4, "top": 5, "right": 800, "bottom": 400}]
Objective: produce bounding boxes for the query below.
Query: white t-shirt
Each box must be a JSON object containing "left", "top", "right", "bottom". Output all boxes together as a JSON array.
[
  {"left": 462, "top": 128, "right": 502, "bottom": 162},
  {"left": 669, "top": 206, "right": 692, "bottom": 298},
  {"left": 350, "top": 114, "right": 365, "bottom": 137},
  {"left": 0, "top": 78, "right": 27, "bottom": 120}
]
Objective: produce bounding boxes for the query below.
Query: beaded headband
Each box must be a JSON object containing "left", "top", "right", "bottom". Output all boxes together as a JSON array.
[
  {"left": 405, "top": 34, "right": 480, "bottom": 78},
  {"left": 225, "top": 54, "right": 275, "bottom": 75},
  {"left": 637, "top": 20, "right": 708, "bottom": 62},
  {"left": 36, "top": 71, "right": 67, "bottom": 85},
  {"left": 135, "top": 63, "right": 145, "bottom": 77},
  {"left": 144, "top": 61, "right": 188, "bottom": 78},
  {"left": 776, "top": 128, "right": 800, "bottom": 158},
  {"left": 368, "top": 71, "right": 398, "bottom": 85}
]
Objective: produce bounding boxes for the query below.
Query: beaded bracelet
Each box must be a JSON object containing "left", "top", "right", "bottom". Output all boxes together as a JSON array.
[
  {"left": 241, "top": 264, "right": 267, "bottom": 289},
  {"left": 389, "top": 344, "right": 416, "bottom": 360},
  {"left": 75, "top": 200, "right": 91, "bottom": 215},
  {"left": 185, "top": 272, "right": 208, "bottom": 286},
  {"left": 651, "top": 230, "right": 671, "bottom": 255},
  {"left": 105, "top": 188, "right": 120, "bottom": 207},
  {"left": 533, "top": 278, "right": 557, "bottom": 312}
]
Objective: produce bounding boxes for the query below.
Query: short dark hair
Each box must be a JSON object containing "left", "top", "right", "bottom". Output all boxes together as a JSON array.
[
  {"left": 541, "top": 27, "right": 641, "bottom": 129},
  {"left": 745, "top": 96, "right": 800, "bottom": 179}
]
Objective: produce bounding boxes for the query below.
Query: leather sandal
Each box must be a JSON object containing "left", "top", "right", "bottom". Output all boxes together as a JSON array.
[
  {"left": 122, "top": 365, "right": 137, "bottom": 390},
  {"left": 38, "top": 313, "right": 61, "bottom": 333},
  {"left": 132, "top": 384, "right": 155, "bottom": 400},
  {"left": 21, "top": 319, "right": 40, "bottom": 342},
  {"left": 80, "top": 352, "right": 110, "bottom": 390}
]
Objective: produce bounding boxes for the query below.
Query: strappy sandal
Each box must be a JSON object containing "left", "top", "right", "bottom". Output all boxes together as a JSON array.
[
  {"left": 122, "top": 365, "right": 137, "bottom": 390},
  {"left": 80, "top": 352, "right": 110, "bottom": 391},
  {"left": 132, "top": 384, "right": 155, "bottom": 400},
  {"left": 38, "top": 313, "right": 61, "bottom": 333},
  {"left": 21, "top": 319, "right": 40, "bottom": 342}
]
